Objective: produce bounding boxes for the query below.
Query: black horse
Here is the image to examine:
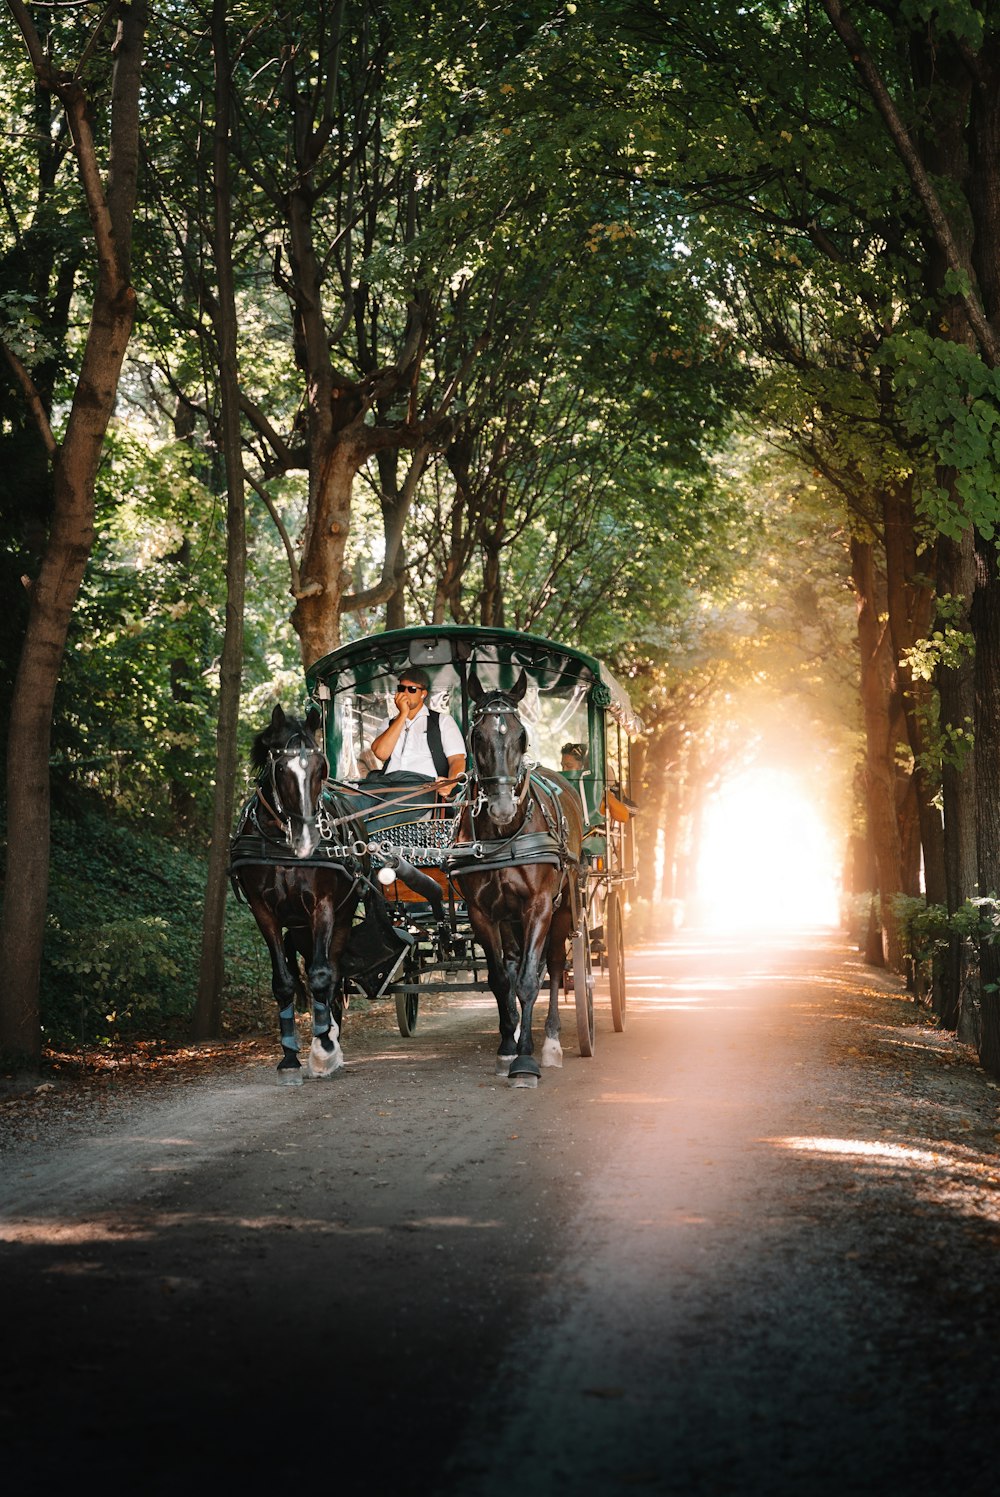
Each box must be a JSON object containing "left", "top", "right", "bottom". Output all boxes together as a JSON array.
[
  {"left": 452, "top": 671, "right": 585, "bottom": 1087},
  {"left": 230, "top": 705, "right": 369, "bottom": 1086}
]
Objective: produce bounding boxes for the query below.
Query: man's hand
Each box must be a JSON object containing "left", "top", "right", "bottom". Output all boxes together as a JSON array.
[{"left": 395, "top": 686, "right": 423, "bottom": 720}]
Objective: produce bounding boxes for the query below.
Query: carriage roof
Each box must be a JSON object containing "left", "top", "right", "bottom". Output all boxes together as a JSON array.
[{"left": 305, "top": 624, "right": 644, "bottom": 737}]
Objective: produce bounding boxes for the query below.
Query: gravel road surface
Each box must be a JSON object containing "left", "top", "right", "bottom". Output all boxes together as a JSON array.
[{"left": 2, "top": 930, "right": 998, "bottom": 1495}]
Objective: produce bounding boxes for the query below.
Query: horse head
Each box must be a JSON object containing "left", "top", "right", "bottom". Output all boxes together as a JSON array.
[
  {"left": 251, "top": 703, "right": 329, "bottom": 858},
  {"left": 467, "top": 669, "right": 530, "bottom": 829}
]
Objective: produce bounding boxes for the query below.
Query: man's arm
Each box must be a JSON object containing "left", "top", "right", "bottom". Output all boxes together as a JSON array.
[
  {"left": 370, "top": 713, "right": 406, "bottom": 764},
  {"left": 436, "top": 752, "right": 467, "bottom": 798}
]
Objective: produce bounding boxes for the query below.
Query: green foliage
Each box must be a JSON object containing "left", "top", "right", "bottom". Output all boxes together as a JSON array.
[
  {"left": 46, "top": 915, "right": 178, "bottom": 1043},
  {"left": 900, "top": 1, "right": 984, "bottom": 47},
  {"left": 902, "top": 595, "right": 975, "bottom": 681},
  {"left": 32, "top": 807, "right": 268, "bottom": 1045},
  {"left": 893, "top": 892, "right": 1000, "bottom": 972},
  {"left": 880, "top": 331, "right": 1000, "bottom": 539},
  {"left": 900, "top": 597, "right": 975, "bottom": 778},
  {"left": 40, "top": 423, "right": 302, "bottom": 832}
]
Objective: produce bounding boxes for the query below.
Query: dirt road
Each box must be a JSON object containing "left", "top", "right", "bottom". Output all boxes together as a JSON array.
[{"left": 3, "top": 931, "right": 999, "bottom": 1495}]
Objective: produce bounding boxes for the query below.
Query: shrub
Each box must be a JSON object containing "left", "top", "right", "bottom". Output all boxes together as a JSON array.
[{"left": 15, "top": 806, "right": 272, "bottom": 1045}]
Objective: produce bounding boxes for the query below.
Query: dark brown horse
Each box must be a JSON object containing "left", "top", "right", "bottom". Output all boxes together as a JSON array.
[
  {"left": 230, "top": 705, "right": 368, "bottom": 1086},
  {"left": 452, "top": 671, "right": 585, "bottom": 1087}
]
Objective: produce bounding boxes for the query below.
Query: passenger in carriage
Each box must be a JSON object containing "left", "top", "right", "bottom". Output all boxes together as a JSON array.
[
  {"left": 560, "top": 742, "right": 587, "bottom": 775},
  {"left": 560, "top": 741, "right": 598, "bottom": 828},
  {"left": 368, "top": 667, "right": 466, "bottom": 798}
]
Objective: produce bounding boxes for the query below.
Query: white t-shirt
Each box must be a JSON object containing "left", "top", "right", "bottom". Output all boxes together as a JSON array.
[{"left": 377, "top": 704, "right": 466, "bottom": 777}]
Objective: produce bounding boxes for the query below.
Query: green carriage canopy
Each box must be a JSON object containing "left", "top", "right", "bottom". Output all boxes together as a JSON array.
[{"left": 305, "top": 625, "right": 643, "bottom": 787}]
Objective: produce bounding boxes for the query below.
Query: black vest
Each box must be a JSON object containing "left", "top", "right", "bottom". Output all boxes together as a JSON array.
[{"left": 425, "top": 710, "right": 450, "bottom": 776}]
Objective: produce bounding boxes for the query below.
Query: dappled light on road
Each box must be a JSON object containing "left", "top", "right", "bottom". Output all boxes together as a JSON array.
[
  {"left": 693, "top": 768, "right": 841, "bottom": 931},
  {"left": 775, "top": 1135, "right": 946, "bottom": 1166},
  {"left": 770, "top": 1134, "right": 1000, "bottom": 1224}
]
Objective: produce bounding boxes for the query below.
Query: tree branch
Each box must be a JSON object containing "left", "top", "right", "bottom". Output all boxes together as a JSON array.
[
  {"left": 245, "top": 472, "right": 304, "bottom": 595},
  {"left": 820, "top": 0, "right": 1000, "bottom": 367},
  {"left": 0, "top": 342, "right": 57, "bottom": 455}
]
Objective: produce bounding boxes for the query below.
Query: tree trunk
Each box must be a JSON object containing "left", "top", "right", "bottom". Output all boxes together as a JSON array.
[
  {"left": 935, "top": 529, "right": 978, "bottom": 1034},
  {"left": 480, "top": 535, "right": 505, "bottom": 627},
  {"left": 851, "top": 535, "right": 905, "bottom": 970},
  {"left": 291, "top": 434, "right": 367, "bottom": 664},
  {"left": 882, "top": 479, "right": 946, "bottom": 905},
  {"left": 972, "top": 534, "right": 1000, "bottom": 1076},
  {"left": 192, "top": 0, "right": 247, "bottom": 1042},
  {"left": 0, "top": 3, "right": 147, "bottom": 1066}
]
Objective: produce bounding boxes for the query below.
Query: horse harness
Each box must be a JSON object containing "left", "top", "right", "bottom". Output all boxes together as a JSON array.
[
  {"left": 231, "top": 694, "right": 580, "bottom": 914},
  {"left": 450, "top": 690, "right": 580, "bottom": 902},
  {"left": 229, "top": 736, "right": 367, "bottom": 909},
  {"left": 251, "top": 735, "right": 330, "bottom": 844}
]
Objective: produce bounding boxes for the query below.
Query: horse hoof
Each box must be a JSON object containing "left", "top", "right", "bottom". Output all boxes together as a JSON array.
[
  {"left": 509, "top": 1056, "right": 541, "bottom": 1081},
  {"left": 307, "top": 1058, "right": 344, "bottom": 1080},
  {"left": 495, "top": 1054, "right": 515, "bottom": 1077},
  {"left": 510, "top": 1072, "right": 539, "bottom": 1089},
  {"left": 307, "top": 1039, "right": 344, "bottom": 1079},
  {"left": 541, "top": 1039, "right": 563, "bottom": 1068},
  {"left": 276, "top": 1067, "right": 304, "bottom": 1087}
]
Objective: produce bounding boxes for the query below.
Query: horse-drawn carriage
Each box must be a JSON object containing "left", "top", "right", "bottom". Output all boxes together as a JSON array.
[{"left": 231, "top": 624, "right": 642, "bottom": 1086}]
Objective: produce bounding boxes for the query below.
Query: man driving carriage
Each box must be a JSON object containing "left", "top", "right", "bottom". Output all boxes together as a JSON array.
[{"left": 368, "top": 667, "right": 466, "bottom": 798}]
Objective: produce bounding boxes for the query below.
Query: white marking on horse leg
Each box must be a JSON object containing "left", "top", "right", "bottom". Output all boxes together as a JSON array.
[
  {"left": 541, "top": 1036, "right": 563, "bottom": 1068},
  {"left": 307, "top": 1027, "right": 344, "bottom": 1078},
  {"left": 495, "top": 1054, "right": 515, "bottom": 1076}
]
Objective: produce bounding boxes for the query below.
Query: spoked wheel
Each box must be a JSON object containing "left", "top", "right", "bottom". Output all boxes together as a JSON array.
[
  {"left": 607, "top": 889, "right": 627, "bottom": 1033},
  {"left": 395, "top": 945, "right": 421, "bottom": 1037},
  {"left": 572, "top": 916, "right": 595, "bottom": 1057}
]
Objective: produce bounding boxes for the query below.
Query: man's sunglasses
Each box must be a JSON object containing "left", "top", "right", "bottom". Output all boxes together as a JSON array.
[{"left": 396, "top": 682, "right": 425, "bottom": 695}]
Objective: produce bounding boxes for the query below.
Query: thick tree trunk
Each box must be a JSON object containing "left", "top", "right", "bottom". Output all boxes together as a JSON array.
[
  {"left": 851, "top": 535, "right": 905, "bottom": 970},
  {"left": 192, "top": 1, "right": 248, "bottom": 1042},
  {"left": 882, "top": 480, "right": 946, "bottom": 905},
  {"left": 0, "top": 4, "right": 147, "bottom": 1065},
  {"left": 935, "top": 530, "right": 978, "bottom": 1035},
  {"left": 972, "top": 535, "right": 1000, "bottom": 1076},
  {"left": 291, "top": 435, "right": 367, "bottom": 663}
]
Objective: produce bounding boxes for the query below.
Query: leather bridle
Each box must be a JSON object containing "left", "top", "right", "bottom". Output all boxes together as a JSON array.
[
  {"left": 467, "top": 693, "right": 533, "bottom": 813},
  {"left": 255, "top": 737, "right": 329, "bottom": 845}
]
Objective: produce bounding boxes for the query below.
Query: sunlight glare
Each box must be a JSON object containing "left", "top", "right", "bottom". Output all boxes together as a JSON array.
[{"left": 693, "top": 769, "right": 840, "bottom": 931}]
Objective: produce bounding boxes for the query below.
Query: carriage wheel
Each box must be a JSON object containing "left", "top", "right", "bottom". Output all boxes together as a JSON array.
[
  {"left": 607, "top": 890, "right": 627, "bottom": 1033},
  {"left": 572, "top": 917, "right": 595, "bottom": 1058},
  {"left": 395, "top": 945, "right": 421, "bottom": 1037}
]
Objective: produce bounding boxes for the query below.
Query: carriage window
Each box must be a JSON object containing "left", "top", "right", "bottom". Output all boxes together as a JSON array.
[
  {"left": 606, "top": 720, "right": 623, "bottom": 796},
  {"left": 329, "top": 692, "right": 362, "bottom": 781},
  {"left": 321, "top": 657, "right": 599, "bottom": 785},
  {"left": 467, "top": 670, "right": 590, "bottom": 772},
  {"left": 326, "top": 679, "right": 466, "bottom": 782}
]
